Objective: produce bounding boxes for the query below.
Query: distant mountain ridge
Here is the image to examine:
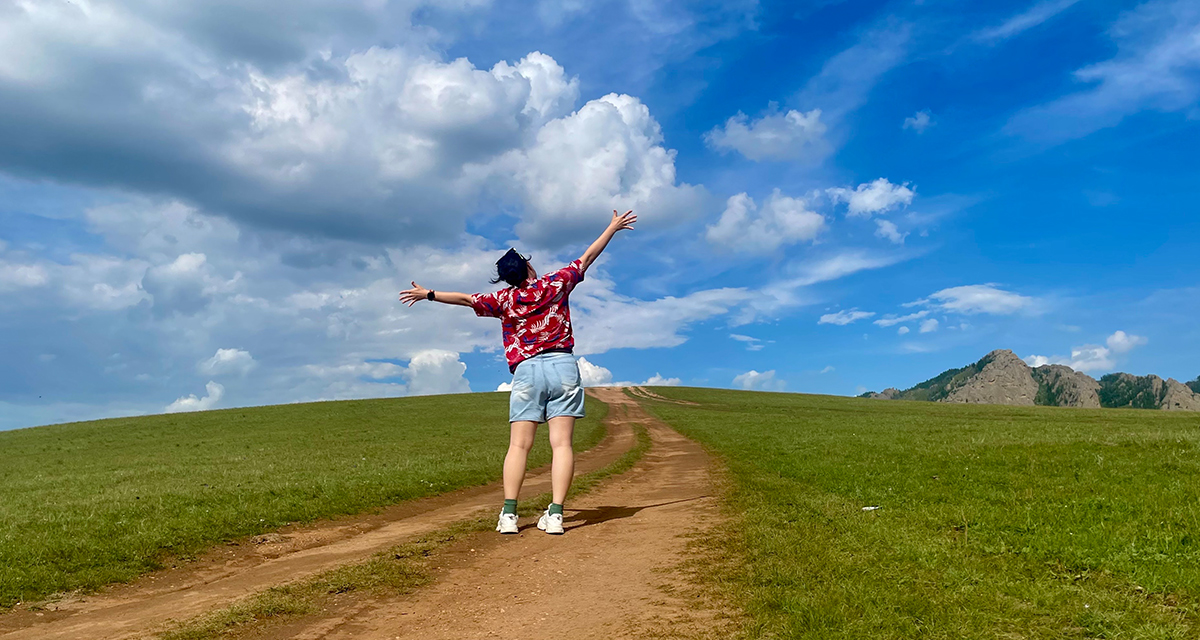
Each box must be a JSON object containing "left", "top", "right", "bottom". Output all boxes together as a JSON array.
[{"left": 863, "top": 349, "right": 1200, "bottom": 411}]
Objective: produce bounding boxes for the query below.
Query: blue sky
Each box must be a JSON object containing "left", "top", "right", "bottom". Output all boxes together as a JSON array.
[{"left": 2, "top": 0, "right": 1198, "bottom": 429}]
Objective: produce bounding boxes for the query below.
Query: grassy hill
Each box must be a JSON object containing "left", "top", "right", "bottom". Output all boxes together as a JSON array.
[
  {"left": 643, "top": 387, "right": 1200, "bottom": 639},
  {"left": 878, "top": 353, "right": 994, "bottom": 402},
  {"left": 0, "top": 393, "right": 607, "bottom": 608},
  {"left": 867, "top": 350, "right": 1200, "bottom": 410}
]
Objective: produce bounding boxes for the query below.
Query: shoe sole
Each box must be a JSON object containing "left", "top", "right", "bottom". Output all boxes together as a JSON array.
[{"left": 537, "top": 518, "right": 564, "bottom": 535}]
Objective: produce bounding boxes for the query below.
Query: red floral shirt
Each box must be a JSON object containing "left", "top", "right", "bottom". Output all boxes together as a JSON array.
[{"left": 472, "top": 260, "right": 585, "bottom": 372}]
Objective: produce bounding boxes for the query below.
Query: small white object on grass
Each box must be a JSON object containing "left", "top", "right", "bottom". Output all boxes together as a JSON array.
[{"left": 862, "top": 506, "right": 881, "bottom": 511}]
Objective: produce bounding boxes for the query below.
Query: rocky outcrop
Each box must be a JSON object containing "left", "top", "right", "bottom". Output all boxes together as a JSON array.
[
  {"left": 941, "top": 349, "right": 1038, "bottom": 405},
  {"left": 860, "top": 350, "right": 1200, "bottom": 411},
  {"left": 1163, "top": 378, "right": 1200, "bottom": 411},
  {"left": 1032, "top": 364, "right": 1101, "bottom": 408},
  {"left": 1098, "top": 373, "right": 1200, "bottom": 411}
]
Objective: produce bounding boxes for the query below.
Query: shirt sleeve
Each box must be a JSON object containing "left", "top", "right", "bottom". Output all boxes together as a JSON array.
[
  {"left": 470, "top": 291, "right": 503, "bottom": 318},
  {"left": 552, "top": 259, "right": 585, "bottom": 294}
]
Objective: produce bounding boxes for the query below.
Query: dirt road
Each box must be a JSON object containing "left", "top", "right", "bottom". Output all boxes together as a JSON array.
[
  {"left": 2, "top": 388, "right": 729, "bottom": 639},
  {"left": 265, "top": 387, "right": 727, "bottom": 639}
]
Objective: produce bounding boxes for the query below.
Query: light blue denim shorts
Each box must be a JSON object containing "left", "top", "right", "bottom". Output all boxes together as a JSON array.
[{"left": 508, "top": 351, "right": 586, "bottom": 423}]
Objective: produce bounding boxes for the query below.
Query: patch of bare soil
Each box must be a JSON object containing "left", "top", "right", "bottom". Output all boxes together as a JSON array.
[
  {"left": 257, "top": 388, "right": 732, "bottom": 640},
  {"left": 627, "top": 386, "right": 698, "bottom": 405},
  {"left": 0, "top": 400, "right": 635, "bottom": 640}
]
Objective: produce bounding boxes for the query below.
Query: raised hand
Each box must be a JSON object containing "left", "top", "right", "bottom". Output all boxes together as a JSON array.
[
  {"left": 398, "top": 281, "right": 429, "bottom": 307},
  {"left": 610, "top": 209, "right": 637, "bottom": 232},
  {"left": 581, "top": 210, "right": 636, "bottom": 271}
]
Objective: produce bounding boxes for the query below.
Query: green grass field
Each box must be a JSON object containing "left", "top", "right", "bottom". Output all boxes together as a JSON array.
[
  {"left": 645, "top": 388, "right": 1200, "bottom": 639},
  {"left": 0, "top": 393, "right": 606, "bottom": 609}
]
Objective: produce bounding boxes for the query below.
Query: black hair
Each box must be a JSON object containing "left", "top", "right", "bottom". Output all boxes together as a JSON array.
[{"left": 491, "top": 248, "right": 530, "bottom": 287}]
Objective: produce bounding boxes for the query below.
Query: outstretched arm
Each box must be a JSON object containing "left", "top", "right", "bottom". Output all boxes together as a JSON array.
[
  {"left": 579, "top": 210, "right": 636, "bottom": 272},
  {"left": 398, "top": 282, "right": 473, "bottom": 307}
]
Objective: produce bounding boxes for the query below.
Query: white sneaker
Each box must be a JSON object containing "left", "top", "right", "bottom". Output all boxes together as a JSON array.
[
  {"left": 537, "top": 510, "right": 564, "bottom": 535},
  {"left": 496, "top": 511, "right": 519, "bottom": 534}
]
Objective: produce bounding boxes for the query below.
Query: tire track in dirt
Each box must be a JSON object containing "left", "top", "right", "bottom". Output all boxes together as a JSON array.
[
  {"left": 627, "top": 386, "right": 698, "bottom": 405},
  {"left": 0, "top": 401, "right": 636, "bottom": 640},
  {"left": 264, "top": 387, "right": 729, "bottom": 640}
]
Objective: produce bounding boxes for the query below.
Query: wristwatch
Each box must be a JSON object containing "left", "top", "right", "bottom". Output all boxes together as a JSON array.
[{"left": 426, "top": 290, "right": 435, "bottom": 301}]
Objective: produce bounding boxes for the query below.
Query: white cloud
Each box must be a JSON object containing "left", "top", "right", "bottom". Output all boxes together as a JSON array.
[
  {"left": 493, "top": 51, "right": 583, "bottom": 123},
  {"left": 874, "top": 310, "right": 930, "bottom": 327},
  {"left": 576, "top": 357, "right": 614, "bottom": 387},
  {"left": 573, "top": 356, "right": 679, "bottom": 387},
  {"left": 298, "top": 360, "right": 409, "bottom": 400},
  {"left": 142, "top": 252, "right": 240, "bottom": 316},
  {"left": 740, "top": 251, "right": 909, "bottom": 324},
  {"left": 571, "top": 273, "right": 752, "bottom": 354},
  {"left": 902, "top": 110, "right": 933, "bottom": 133},
  {"left": 1005, "top": 0, "right": 1200, "bottom": 143},
  {"left": 707, "top": 190, "right": 826, "bottom": 253},
  {"left": 730, "top": 334, "right": 766, "bottom": 351},
  {"left": 827, "top": 178, "right": 915, "bottom": 218},
  {"left": 897, "top": 326, "right": 910, "bottom": 335},
  {"left": 501, "top": 92, "right": 706, "bottom": 247},
  {"left": 2, "top": 8, "right": 715, "bottom": 253},
  {"left": 3, "top": 186, "right": 911, "bottom": 430},
  {"left": 296, "top": 350, "right": 471, "bottom": 400},
  {"left": 1024, "top": 330, "right": 1148, "bottom": 373},
  {"left": 1106, "top": 330, "right": 1148, "bottom": 354},
  {"left": 27, "top": 217, "right": 502, "bottom": 411},
  {"left": 924, "top": 284, "right": 1035, "bottom": 315},
  {"left": 0, "top": 261, "right": 50, "bottom": 291},
  {"left": 165, "top": 381, "right": 224, "bottom": 413},
  {"left": 819, "top": 309, "right": 875, "bottom": 326},
  {"left": 85, "top": 200, "right": 242, "bottom": 262},
  {"left": 0, "top": 251, "right": 154, "bottom": 313},
  {"left": 919, "top": 318, "right": 939, "bottom": 333},
  {"left": 3, "top": 28, "right": 594, "bottom": 245},
  {"left": 704, "top": 107, "right": 829, "bottom": 162},
  {"left": 496, "top": 381, "right": 513, "bottom": 392},
  {"left": 789, "top": 252, "right": 906, "bottom": 288},
  {"left": 643, "top": 373, "right": 681, "bottom": 386},
  {"left": 1068, "top": 345, "right": 1114, "bottom": 372},
  {"left": 1025, "top": 346, "right": 1114, "bottom": 373},
  {"left": 874, "top": 219, "right": 907, "bottom": 244},
  {"left": 819, "top": 365, "right": 835, "bottom": 374},
  {"left": 0, "top": 0, "right": 760, "bottom": 251},
  {"left": 1025, "top": 355, "right": 1052, "bottom": 367},
  {"left": 733, "top": 369, "right": 785, "bottom": 391},
  {"left": 199, "top": 348, "right": 256, "bottom": 377},
  {"left": 403, "top": 349, "right": 471, "bottom": 396},
  {"left": 225, "top": 48, "right": 590, "bottom": 244},
  {"left": 974, "top": 0, "right": 1080, "bottom": 43}
]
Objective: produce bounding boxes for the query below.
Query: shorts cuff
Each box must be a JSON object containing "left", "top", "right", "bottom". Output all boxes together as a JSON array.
[{"left": 545, "top": 410, "right": 585, "bottom": 420}]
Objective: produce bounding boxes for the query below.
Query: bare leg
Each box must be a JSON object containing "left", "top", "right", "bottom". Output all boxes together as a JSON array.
[
  {"left": 504, "top": 421, "right": 538, "bottom": 501},
  {"left": 547, "top": 416, "right": 576, "bottom": 504}
]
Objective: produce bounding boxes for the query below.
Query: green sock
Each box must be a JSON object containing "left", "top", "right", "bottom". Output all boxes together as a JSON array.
[
  {"left": 502, "top": 499, "right": 517, "bottom": 515},
  {"left": 548, "top": 502, "right": 564, "bottom": 516}
]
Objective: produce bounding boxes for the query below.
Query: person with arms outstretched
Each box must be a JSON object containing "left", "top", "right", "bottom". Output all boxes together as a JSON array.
[{"left": 399, "top": 210, "right": 636, "bottom": 535}]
